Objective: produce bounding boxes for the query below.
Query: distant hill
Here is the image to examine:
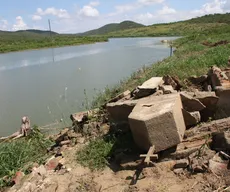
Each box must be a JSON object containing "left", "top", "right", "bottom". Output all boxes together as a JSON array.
[
  {"left": 77, "top": 21, "right": 145, "bottom": 36},
  {"left": 16, "top": 29, "right": 58, "bottom": 35}
]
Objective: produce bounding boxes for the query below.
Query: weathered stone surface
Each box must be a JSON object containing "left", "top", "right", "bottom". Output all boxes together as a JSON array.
[
  {"left": 132, "top": 77, "right": 163, "bottom": 99},
  {"left": 106, "top": 100, "right": 139, "bottom": 122},
  {"left": 128, "top": 93, "right": 186, "bottom": 152},
  {"left": 70, "top": 111, "right": 88, "bottom": 123},
  {"left": 107, "top": 90, "right": 131, "bottom": 103},
  {"left": 209, "top": 153, "right": 229, "bottom": 176},
  {"left": 185, "top": 91, "right": 219, "bottom": 108},
  {"left": 182, "top": 109, "right": 201, "bottom": 127},
  {"left": 211, "top": 132, "right": 230, "bottom": 151},
  {"left": 159, "top": 85, "right": 176, "bottom": 94},
  {"left": 215, "top": 87, "right": 230, "bottom": 119},
  {"left": 180, "top": 92, "right": 206, "bottom": 112}
]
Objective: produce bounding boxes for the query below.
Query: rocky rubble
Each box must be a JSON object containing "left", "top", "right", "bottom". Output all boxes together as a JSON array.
[{"left": 6, "top": 63, "right": 230, "bottom": 191}]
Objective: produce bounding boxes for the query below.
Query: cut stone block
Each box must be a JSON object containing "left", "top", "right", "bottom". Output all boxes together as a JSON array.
[
  {"left": 180, "top": 92, "right": 206, "bottom": 112},
  {"left": 132, "top": 77, "right": 163, "bottom": 99},
  {"left": 128, "top": 93, "right": 186, "bottom": 152},
  {"left": 106, "top": 100, "right": 139, "bottom": 122}
]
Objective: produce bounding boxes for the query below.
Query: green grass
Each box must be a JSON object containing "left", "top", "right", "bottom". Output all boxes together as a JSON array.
[
  {"left": 77, "top": 138, "right": 114, "bottom": 170},
  {"left": 0, "top": 33, "right": 108, "bottom": 53},
  {"left": 76, "top": 128, "right": 136, "bottom": 170},
  {"left": 0, "top": 127, "right": 53, "bottom": 188}
]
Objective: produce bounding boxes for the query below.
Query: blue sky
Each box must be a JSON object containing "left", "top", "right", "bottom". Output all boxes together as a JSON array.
[{"left": 0, "top": 0, "right": 229, "bottom": 33}]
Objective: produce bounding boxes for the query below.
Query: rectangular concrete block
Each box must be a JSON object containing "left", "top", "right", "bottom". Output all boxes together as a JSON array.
[
  {"left": 106, "top": 100, "right": 139, "bottom": 122},
  {"left": 128, "top": 93, "right": 186, "bottom": 152}
]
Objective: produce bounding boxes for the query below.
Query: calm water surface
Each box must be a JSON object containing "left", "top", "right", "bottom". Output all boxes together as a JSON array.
[{"left": 0, "top": 37, "right": 178, "bottom": 136}]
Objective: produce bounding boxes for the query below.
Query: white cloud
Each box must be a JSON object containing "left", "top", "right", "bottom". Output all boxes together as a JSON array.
[
  {"left": 89, "top": 1, "right": 100, "bottom": 7},
  {"left": 32, "top": 15, "right": 42, "bottom": 21},
  {"left": 36, "top": 7, "right": 70, "bottom": 19},
  {"left": 138, "top": 0, "right": 164, "bottom": 5},
  {"left": 158, "top": 6, "right": 176, "bottom": 15},
  {"left": 193, "top": 0, "right": 225, "bottom": 15},
  {"left": 0, "top": 19, "right": 8, "bottom": 30},
  {"left": 79, "top": 5, "right": 100, "bottom": 17},
  {"left": 223, "top": 0, "right": 230, "bottom": 11},
  {"left": 110, "top": 0, "right": 164, "bottom": 16},
  {"left": 12, "top": 16, "right": 28, "bottom": 31}
]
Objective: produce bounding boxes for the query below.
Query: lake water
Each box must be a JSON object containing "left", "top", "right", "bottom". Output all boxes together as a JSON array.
[{"left": 0, "top": 37, "right": 177, "bottom": 136}]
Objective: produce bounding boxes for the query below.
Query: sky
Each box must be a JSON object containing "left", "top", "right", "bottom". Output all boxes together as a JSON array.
[{"left": 0, "top": 0, "right": 229, "bottom": 33}]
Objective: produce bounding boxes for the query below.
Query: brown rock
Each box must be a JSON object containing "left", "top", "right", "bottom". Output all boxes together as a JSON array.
[
  {"left": 45, "top": 157, "right": 62, "bottom": 171},
  {"left": 163, "top": 75, "right": 182, "bottom": 91},
  {"left": 129, "top": 93, "right": 186, "bottom": 152},
  {"left": 60, "top": 140, "right": 71, "bottom": 146},
  {"left": 182, "top": 109, "right": 201, "bottom": 127},
  {"left": 12, "top": 171, "right": 25, "bottom": 185},
  {"left": 215, "top": 87, "right": 230, "bottom": 119},
  {"left": 180, "top": 92, "right": 206, "bottom": 112},
  {"left": 211, "top": 132, "right": 230, "bottom": 151},
  {"left": 208, "top": 66, "right": 229, "bottom": 89},
  {"left": 189, "top": 75, "right": 208, "bottom": 85},
  {"left": 173, "top": 159, "right": 189, "bottom": 169}
]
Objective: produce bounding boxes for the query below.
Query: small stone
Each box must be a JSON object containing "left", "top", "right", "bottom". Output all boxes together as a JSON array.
[
  {"left": 12, "top": 171, "right": 25, "bottom": 185},
  {"left": 174, "top": 159, "right": 189, "bottom": 169},
  {"left": 45, "top": 157, "right": 62, "bottom": 171}
]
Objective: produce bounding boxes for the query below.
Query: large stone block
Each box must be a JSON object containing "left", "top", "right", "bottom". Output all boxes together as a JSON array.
[
  {"left": 106, "top": 100, "right": 139, "bottom": 122},
  {"left": 128, "top": 93, "right": 186, "bottom": 152}
]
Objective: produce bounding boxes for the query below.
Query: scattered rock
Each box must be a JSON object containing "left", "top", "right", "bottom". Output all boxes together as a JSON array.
[
  {"left": 129, "top": 93, "right": 186, "bottom": 152},
  {"left": 12, "top": 171, "right": 25, "bottom": 185},
  {"left": 182, "top": 109, "right": 201, "bottom": 127},
  {"left": 163, "top": 75, "right": 182, "bottom": 91},
  {"left": 211, "top": 132, "right": 230, "bottom": 151},
  {"left": 216, "top": 87, "right": 230, "bottom": 119},
  {"left": 189, "top": 75, "right": 208, "bottom": 85},
  {"left": 208, "top": 66, "right": 229, "bottom": 90},
  {"left": 132, "top": 77, "right": 163, "bottom": 99},
  {"left": 180, "top": 92, "right": 206, "bottom": 112},
  {"left": 45, "top": 157, "right": 62, "bottom": 171},
  {"left": 209, "top": 153, "right": 229, "bottom": 176},
  {"left": 173, "top": 168, "right": 184, "bottom": 175},
  {"left": 60, "top": 140, "right": 71, "bottom": 146},
  {"left": 173, "top": 159, "right": 189, "bottom": 169}
]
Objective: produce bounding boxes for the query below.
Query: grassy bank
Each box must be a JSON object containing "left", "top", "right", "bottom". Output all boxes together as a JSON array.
[
  {"left": 0, "top": 127, "right": 53, "bottom": 188},
  {"left": 0, "top": 33, "right": 108, "bottom": 53}
]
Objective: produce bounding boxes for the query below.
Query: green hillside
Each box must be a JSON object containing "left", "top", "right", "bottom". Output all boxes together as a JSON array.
[
  {"left": 107, "top": 13, "right": 230, "bottom": 37},
  {"left": 77, "top": 21, "right": 145, "bottom": 36}
]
